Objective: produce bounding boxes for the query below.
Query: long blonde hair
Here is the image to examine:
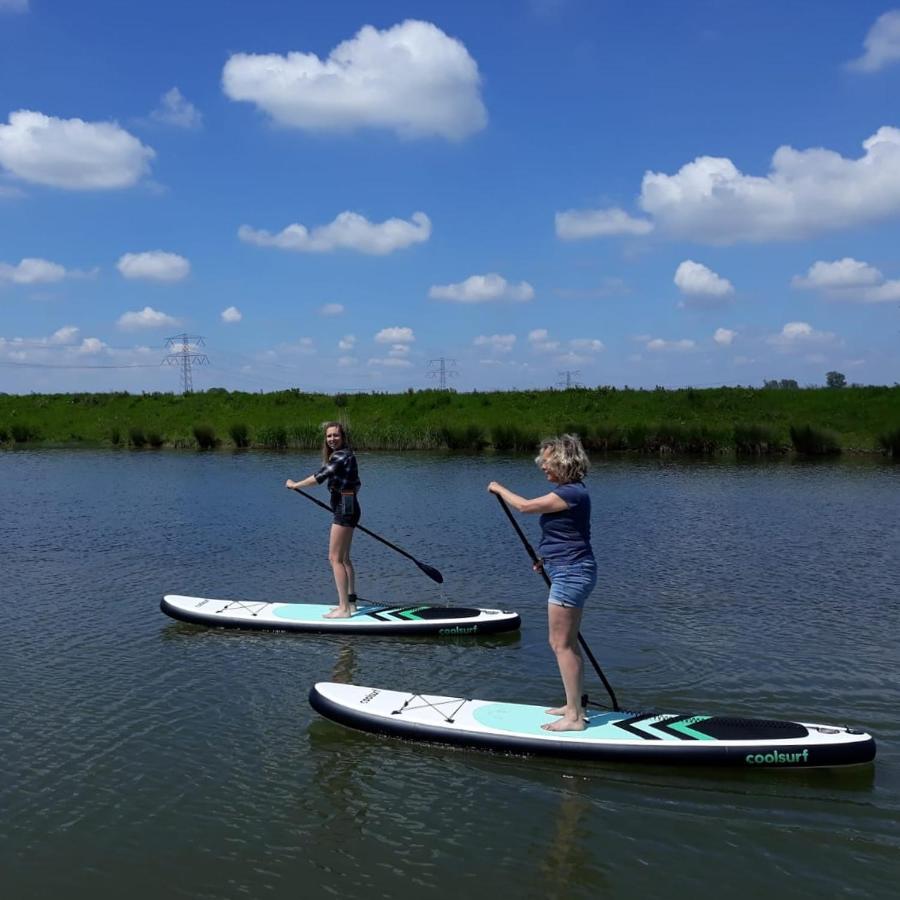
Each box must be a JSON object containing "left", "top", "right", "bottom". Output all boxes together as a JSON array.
[
  {"left": 321, "top": 421, "right": 351, "bottom": 464},
  {"left": 535, "top": 433, "right": 589, "bottom": 483}
]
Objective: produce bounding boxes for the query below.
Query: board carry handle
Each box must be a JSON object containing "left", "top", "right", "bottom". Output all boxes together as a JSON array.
[
  {"left": 291, "top": 487, "right": 444, "bottom": 585},
  {"left": 494, "top": 492, "right": 620, "bottom": 711}
]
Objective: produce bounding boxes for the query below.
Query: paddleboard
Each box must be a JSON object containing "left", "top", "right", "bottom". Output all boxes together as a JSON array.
[
  {"left": 161, "top": 594, "right": 520, "bottom": 636},
  {"left": 309, "top": 682, "right": 876, "bottom": 768}
]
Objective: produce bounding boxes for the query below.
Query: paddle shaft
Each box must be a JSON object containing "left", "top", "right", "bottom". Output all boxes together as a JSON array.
[
  {"left": 493, "top": 492, "right": 620, "bottom": 711},
  {"left": 291, "top": 487, "right": 444, "bottom": 585}
]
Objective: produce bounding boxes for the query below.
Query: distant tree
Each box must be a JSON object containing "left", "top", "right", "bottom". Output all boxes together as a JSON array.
[
  {"left": 779, "top": 379, "right": 799, "bottom": 389},
  {"left": 826, "top": 371, "right": 847, "bottom": 388},
  {"left": 763, "top": 380, "right": 779, "bottom": 389}
]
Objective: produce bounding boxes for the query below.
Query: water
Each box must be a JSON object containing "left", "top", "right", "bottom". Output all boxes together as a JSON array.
[{"left": 2, "top": 450, "right": 899, "bottom": 898}]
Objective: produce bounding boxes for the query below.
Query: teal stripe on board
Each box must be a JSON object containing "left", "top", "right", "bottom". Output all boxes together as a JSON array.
[
  {"left": 271, "top": 604, "right": 332, "bottom": 622},
  {"left": 473, "top": 703, "right": 625, "bottom": 739}
]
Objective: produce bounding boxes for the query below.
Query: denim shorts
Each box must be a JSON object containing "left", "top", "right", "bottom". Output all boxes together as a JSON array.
[
  {"left": 544, "top": 558, "right": 597, "bottom": 609},
  {"left": 330, "top": 491, "right": 360, "bottom": 528}
]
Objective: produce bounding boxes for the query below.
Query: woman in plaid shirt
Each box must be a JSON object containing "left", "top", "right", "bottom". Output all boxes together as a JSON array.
[{"left": 286, "top": 421, "right": 362, "bottom": 618}]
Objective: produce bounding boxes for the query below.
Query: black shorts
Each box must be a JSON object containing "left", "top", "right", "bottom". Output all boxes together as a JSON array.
[{"left": 330, "top": 491, "right": 361, "bottom": 528}]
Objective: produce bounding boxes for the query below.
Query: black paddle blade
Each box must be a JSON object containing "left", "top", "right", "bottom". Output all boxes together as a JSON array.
[{"left": 417, "top": 561, "right": 444, "bottom": 584}]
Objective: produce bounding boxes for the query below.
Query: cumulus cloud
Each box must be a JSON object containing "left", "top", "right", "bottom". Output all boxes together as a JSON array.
[
  {"left": 0, "top": 1, "right": 29, "bottom": 13},
  {"left": 222, "top": 20, "right": 487, "bottom": 140},
  {"left": 639, "top": 126, "right": 900, "bottom": 243},
  {"left": 150, "top": 87, "right": 203, "bottom": 129},
  {"left": 319, "top": 303, "right": 345, "bottom": 316},
  {"left": 792, "top": 257, "right": 900, "bottom": 303},
  {"left": 528, "top": 328, "right": 560, "bottom": 353},
  {"left": 117, "top": 306, "right": 179, "bottom": 331},
  {"left": 0, "top": 257, "right": 67, "bottom": 284},
  {"left": 555, "top": 207, "right": 654, "bottom": 240},
  {"left": 239, "top": 211, "right": 430, "bottom": 255},
  {"left": 847, "top": 10, "right": 900, "bottom": 73},
  {"left": 375, "top": 326, "right": 414, "bottom": 344},
  {"left": 474, "top": 334, "right": 516, "bottom": 353},
  {"left": 338, "top": 334, "right": 356, "bottom": 350},
  {"left": 221, "top": 306, "right": 242, "bottom": 323},
  {"left": 0, "top": 110, "right": 154, "bottom": 189},
  {"left": 646, "top": 337, "right": 696, "bottom": 351},
  {"left": 387, "top": 344, "right": 410, "bottom": 358},
  {"left": 674, "top": 260, "right": 734, "bottom": 298},
  {"left": 117, "top": 251, "right": 190, "bottom": 282},
  {"left": 569, "top": 338, "right": 605, "bottom": 352},
  {"left": 713, "top": 328, "right": 736, "bottom": 346},
  {"left": 429, "top": 273, "right": 534, "bottom": 303},
  {"left": 368, "top": 357, "right": 413, "bottom": 368},
  {"left": 338, "top": 356, "right": 356, "bottom": 367},
  {"left": 766, "top": 321, "right": 838, "bottom": 350}
]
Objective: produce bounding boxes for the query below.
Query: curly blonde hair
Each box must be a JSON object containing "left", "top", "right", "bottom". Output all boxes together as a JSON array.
[{"left": 535, "top": 433, "right": 589, "bottom": 483}]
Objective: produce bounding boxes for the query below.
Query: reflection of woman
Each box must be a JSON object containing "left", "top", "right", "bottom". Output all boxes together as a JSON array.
[
  {"left": 489, "top": 434, "right": 596, "bottom": 732},
  {"left": 285, "top": 421, "right": 362, "bottom": 619}
]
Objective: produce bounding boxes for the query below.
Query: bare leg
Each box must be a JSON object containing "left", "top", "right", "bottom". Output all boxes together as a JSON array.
[
  {"left": 542, "top": 604, "right": 586, "bottom": 732},
  {"left": 324, "top": 524, "right": 356, "bottom": 618}
]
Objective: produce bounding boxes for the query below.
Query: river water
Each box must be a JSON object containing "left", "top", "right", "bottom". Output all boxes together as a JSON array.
[{"left": 3, "top": 449, "right": 899, "bottom": 898}]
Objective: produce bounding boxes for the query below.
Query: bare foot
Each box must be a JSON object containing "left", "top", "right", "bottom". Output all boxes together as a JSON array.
[
  {"left": 542, "top": 717, "right": 587, "bottom": 733},
  {"left": 323, "top": 608, "right": 352, "bottom": 619},
  {"left": 545, "top": 706, "right": 566, "bottom": 716}
]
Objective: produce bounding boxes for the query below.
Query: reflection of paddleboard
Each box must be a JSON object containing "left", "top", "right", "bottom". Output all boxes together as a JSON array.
[
  {"left": 160, "top": 594, "right": 520, "bottom": 636},
  {"left": 309, "top": 682, "right": 876, "bottom": 768}
]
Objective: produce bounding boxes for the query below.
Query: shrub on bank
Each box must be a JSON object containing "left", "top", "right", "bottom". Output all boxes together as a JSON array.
[
  {"left": 193, "top": 424, "right": 218, "bottom": 450},
  {"left": 147, "top": 432, "right": 165, "bottom": 449},
  {"left": 491, "top": 423, "right": 540, "bottom": 452},
  {"left": 877, "top": 426, "right": 900, "bottom": 457},
  {"left": 439, "top": 424, "right": 488, "bottom": 451},
  {"left": 257, "top": 425, "right": 288, "bottom": 449},
  {"left": 790, "top": 424, "right": 841, "bottom": 455},
  {"left": 128, "top": 426, "right": 147, "bottom": 448},
  {"left": 734, "top": 423, "right": 784, "bottom": 455},
  {"left": 229, "top": 422, "right": 251, "bottom": 448}
]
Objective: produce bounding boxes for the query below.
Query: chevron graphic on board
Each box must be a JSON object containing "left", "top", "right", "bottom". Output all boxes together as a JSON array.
[{"left": 652, "top": 714, "right": 714, "bottom": 741}]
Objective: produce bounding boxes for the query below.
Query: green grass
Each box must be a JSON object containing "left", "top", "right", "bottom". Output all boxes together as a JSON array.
[{"left": 1, "top": 385, "right": 898, "bottom": 455}]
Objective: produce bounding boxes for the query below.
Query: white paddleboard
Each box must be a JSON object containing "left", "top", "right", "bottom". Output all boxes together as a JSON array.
[{"left": 309, "top": 682, "right": 876, "bottom": 768}]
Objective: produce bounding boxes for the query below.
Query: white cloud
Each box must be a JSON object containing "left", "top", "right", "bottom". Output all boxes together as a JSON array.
[
  {"left": 0, "top": 110, "right": 154, "bottom": 190},
  {"left": 150, "top": 87, "right": 203, "bottom": 129},
  {"left": 76, "top": 337, "right": 107, "bottom": 354},
  {"left": 0, "top": 1, "right": 29, "bottom": 12},
  {"left": 847, "top": 10, "right": 900, "bottom": 73},
  {"left": 0, "top": 257, "right": 67, "bottom": 284},
  {"left": 319, "top": 303, "right": 345, "bottom": 316},
  {"left": 474, "top": 334, "right": 516, "bottom": 353},
  {"left": 338, "top": 334, "right": 356, "bottom": 350},
  {"left": 555, "top": 207, "right": 654, "bottom": 240},
  {"left": 674, "top": 260, "right": 734, "bottom": 297},
  {"left": 388, "top": 343, "right": 410, "bottom": 358},
  {"left": 639, "top": 126, "right": 900, "bottom": 243},
  {"left": 51, "top": 326, "right": 79, "bottom": 344},
  {"left": 277, "top": 337, "right": 316, "bottom": 355},
  {"left": 646, "top": 338, "right": 696, "bottom": 351},
  {"left": 766, "top": 321, "right": 838, "bottom": 349},
  {"left": 239, "top": 211, "right": 430, "bottom": 255},
  {"left": 569, "top": 338, "right": 604, "bottom": 352},
  {"left": 368, "top": 357, "right": 413, "bottom": 368},
  {"left": 429, "top": 273, "right": 534, "bottom": 303},
  {"left": 222, "top": 20, "right": 487, "bottom": 140},
  {"left": 528, "top": 328, "right": 560, "bottom": 352},
  {"left": 117, "top": 251, "right": 190, "bottom": 282},
  {"left": 375, "top": 326, "right": 414, "bottom": 344},
  {"left": 117, "top": 306, "right": 179, "bottom": 331},
  {"left": 713, "top": 328, "right": 736, "bottom": 346},
  {"left": 338, "top": 356, "right": 357, "bottom": 367},
  {"left": 221, "top": 306, "right": 242, "bottom": 323},
  {"left": 792, "top": 257, "right": 900, "bottom": 303}
]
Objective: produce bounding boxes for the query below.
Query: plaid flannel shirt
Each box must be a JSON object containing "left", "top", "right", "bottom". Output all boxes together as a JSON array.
[{"left": 314, "top": 448, "right": 361, "bottom": 493}]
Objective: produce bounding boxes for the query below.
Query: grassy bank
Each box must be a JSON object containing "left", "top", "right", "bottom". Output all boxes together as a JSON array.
[{"left": 1, "top": 385, "right": 899, "bottom": 456}]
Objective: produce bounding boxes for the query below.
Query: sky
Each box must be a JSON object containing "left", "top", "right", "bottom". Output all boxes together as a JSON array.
[{"left": 1, "top": 0, "right": 899, "bottom": 394}]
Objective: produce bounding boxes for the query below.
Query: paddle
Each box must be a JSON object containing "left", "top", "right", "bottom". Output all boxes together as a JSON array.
[
  {"left": 291, "top": 487, "right": 444, "bottom": 585},
  {"left": 493, "top": 492, "right": 620, "bottom": 711}
]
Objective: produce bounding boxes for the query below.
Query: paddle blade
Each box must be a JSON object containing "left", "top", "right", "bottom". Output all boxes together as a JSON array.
[{"left": 417, "top": 561, "right": 444, "bottom": 584}]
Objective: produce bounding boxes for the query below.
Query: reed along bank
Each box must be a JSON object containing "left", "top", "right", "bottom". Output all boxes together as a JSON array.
[{"left": 2, "top": 385, "right": 899, "bottom": 457}]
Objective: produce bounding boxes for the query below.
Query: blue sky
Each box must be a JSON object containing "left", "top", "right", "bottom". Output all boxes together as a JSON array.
[{"left": 1, "top": 0, "right": 899, "bottom": 393}]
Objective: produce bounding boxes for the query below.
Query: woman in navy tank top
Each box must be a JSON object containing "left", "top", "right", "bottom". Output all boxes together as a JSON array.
[{"left": 489, "top": 434, "right": 597, "bottom": 732}]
